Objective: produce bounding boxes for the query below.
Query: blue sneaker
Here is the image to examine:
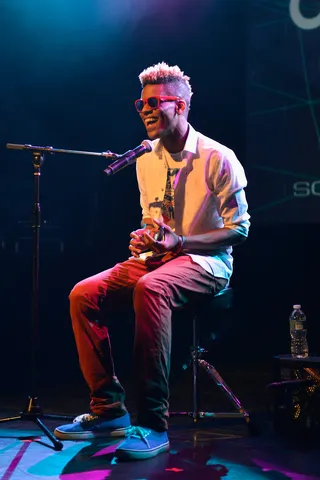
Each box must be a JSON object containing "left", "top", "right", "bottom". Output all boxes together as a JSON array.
[
  {"left": 54, "top": 412, "right": 131, "bottom": 440},
  {"left": 115, "top": 426, "right": 170, "bottom": 460}
]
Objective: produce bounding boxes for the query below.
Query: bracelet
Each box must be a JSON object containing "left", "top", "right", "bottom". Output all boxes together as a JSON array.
[{"left": 173, "top": 235, "right": 185, "bottom": 254}]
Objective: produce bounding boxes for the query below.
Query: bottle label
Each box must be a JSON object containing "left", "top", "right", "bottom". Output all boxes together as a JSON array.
[{"left": 294, "top": 322, "right": 303, "bottom": 330}]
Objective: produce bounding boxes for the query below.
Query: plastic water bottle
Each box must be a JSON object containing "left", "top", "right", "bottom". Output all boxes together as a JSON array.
[{"left": 289, "top": 305, "right": 308, "bottom": 358}]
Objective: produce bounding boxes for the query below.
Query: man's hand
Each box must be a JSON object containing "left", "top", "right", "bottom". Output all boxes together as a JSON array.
[
  {"left": 142, "top": 219, "right": 180, "bottom": 254},
  {"left": 129, "top": 225, "right": 159, "bottom": 258}
]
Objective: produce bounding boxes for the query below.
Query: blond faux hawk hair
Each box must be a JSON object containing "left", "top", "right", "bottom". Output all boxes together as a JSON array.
[{"left": 138, "top": 62, "right": 193, "bottom": 108}]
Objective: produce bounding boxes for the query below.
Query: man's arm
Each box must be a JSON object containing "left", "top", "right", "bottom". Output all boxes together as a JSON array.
[
  {"left": 144, "top": 150, "right": 250, "bottom": 255},
  {"left": 182, "top": 227, "right": 246, "bottom": 253},
  {"left": 182, "top": 147, "right": 250, "bottom": 252}
]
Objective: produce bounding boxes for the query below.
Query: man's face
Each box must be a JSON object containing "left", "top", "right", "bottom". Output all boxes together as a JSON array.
[{"left": 137, "top": 84, "right": 183, "bottom": 140}]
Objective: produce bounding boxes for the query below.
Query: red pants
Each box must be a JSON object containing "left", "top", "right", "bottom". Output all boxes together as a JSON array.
[{"left": 69, "top": 254, "right": 227, "bottom": 431}]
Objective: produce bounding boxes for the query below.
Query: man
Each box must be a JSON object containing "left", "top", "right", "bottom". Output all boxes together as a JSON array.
[{"left": 54, "top": 62, "right": 250, "bottom": 461}]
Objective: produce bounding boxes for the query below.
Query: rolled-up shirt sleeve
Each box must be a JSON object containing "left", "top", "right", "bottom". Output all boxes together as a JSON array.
[{"left": 211, "top": 150, "right": 250, "bottom": 237}]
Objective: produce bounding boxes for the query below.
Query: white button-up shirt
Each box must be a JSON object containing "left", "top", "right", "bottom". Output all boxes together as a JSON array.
[{"left": 136, "top": 124, "right": 250, "bottom": 281}]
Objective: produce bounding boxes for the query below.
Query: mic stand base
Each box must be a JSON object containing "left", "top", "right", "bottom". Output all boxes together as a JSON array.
[{"left": 0, "top": 396, "right": 74, "bottom": 450}]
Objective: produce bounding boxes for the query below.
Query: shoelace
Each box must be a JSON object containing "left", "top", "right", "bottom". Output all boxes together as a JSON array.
[
  {"left": 126, "top": 426, "right": 151, "bottom": 448},
  {"left": 73, "top": 413, "right": 98, "bottom": 424}
]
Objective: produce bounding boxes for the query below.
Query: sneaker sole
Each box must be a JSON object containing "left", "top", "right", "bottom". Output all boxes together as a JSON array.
[
  {"left": 115, "top": 442, "right": 170, "bottom": 460},
  {"left": 54, "top": 425, "right": 131, "bottom": 440}
]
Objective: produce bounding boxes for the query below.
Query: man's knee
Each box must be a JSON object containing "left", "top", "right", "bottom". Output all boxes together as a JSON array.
[
  {"left": 69, "top": 279, "right": 97, "bottom": 306},
  {"left": 134, "top": 274, "right": 167, "bottom": 299}
]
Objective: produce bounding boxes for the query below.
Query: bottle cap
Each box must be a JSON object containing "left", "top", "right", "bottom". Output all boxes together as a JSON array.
[{"left": 293, "top": 304, "right": 301, "bottom": 309}]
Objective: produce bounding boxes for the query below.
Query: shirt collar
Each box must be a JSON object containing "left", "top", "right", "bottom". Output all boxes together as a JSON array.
[
  {"left": 183, "top": 124, "right": 198, "bottom": 155},
  {"left": 154, "top": 123, "right": 198, "bottom": 157}
]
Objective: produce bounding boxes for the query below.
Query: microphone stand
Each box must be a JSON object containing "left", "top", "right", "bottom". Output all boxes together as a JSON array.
[{"left": 0, "top": 143, "right": 110, "bottom": 451}]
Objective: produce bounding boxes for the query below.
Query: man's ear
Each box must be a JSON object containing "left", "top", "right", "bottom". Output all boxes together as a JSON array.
[{"left": 176, "top": 99, "right": 187, "bottom": 114}]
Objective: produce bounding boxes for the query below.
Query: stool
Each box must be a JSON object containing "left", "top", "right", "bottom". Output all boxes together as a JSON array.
[{"left": 170, "top": 287, "right": 252, "bottom": 430}]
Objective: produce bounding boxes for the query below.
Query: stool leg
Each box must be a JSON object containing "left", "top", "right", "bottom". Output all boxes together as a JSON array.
[{"left": 198, "top": 359, "right": 250, "bottom": 424}]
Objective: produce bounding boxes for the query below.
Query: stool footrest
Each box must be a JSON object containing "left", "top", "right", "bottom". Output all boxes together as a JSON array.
[{"left": 169, "top": 411, "right": 248, "bottom": 419}]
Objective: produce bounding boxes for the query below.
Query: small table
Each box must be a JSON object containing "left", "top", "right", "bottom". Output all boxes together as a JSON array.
[{"left": 274, "top": 355, "right": 320, "bottom": 383}]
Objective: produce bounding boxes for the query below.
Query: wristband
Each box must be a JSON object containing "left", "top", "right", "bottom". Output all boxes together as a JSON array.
[{"left": 172, "top": 235, "right": 185, "bottom": 254}]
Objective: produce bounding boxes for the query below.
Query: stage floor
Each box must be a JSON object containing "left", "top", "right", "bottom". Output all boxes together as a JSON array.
[
  {"left": 1, "top": 408, "right": 320, "bottom": 480},
  {"left": 1, "top": 363, "right": 320, "bottom": 479}
]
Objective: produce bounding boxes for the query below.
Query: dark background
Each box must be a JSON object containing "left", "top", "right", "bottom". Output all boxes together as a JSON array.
[
  {"left": 0, "top": 0, "right": 319, "bottom": 401},
  {"left": 247, "top": 0, "right": 320, "bottom": 223}
]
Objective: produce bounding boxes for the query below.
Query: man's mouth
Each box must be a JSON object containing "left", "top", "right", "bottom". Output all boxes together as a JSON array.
[{"left": 145, "top": 117, "right": 159, "bottom": 127}]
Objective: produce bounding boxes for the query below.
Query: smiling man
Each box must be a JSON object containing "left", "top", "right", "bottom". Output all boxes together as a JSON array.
[{"left": 54, "top": 62, "right": 250, "bottom": 461}]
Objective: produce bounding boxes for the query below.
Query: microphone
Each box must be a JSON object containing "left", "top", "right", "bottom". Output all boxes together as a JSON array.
[{"left": 104, "top": 140, "right": 153, "bottom": 176}]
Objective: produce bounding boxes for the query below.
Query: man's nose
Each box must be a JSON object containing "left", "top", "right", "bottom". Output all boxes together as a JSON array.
[
  {"left": 141, "top": 109, "right": 154, "bottom": 117},
  {"left": 141, "top": 104, "right": 154, "bottom": 114}
]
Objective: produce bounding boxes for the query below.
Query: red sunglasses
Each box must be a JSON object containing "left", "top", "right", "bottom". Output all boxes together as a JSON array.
[{"left": 134, "top": 95, "right": 180, "bottom": 112}]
